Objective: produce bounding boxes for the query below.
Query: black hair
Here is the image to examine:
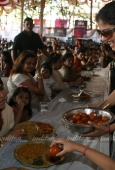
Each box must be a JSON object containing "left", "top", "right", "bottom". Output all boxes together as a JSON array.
[
  {"left": 24, "top": 17, "right": 33, "bottom": 23},
  {"left": 96, "top": 1, "right": 115, "bottom": 25},
  {"left": 48, "top": 52, "right": 62, "bottom": 65},
  {"left": 8, "top": 87, "right": 32, "bottom": 118},
  {"left": 47, "top": 46, "right": 53, "bottom": 50},
  {"left": 1, "top": 51, "right": 13, "bottom": 68},
  {"left": 62, "top": 52, "right": 73, "bottom": 62},
  {"left": 77, "top": 48, "right": 86, "bottom": 55},
  {"left": 0, "top": 78, "right": 3, "bottom": 85},
  {"left": 41, "top": 65, "right": 52, "bottom": 74}
]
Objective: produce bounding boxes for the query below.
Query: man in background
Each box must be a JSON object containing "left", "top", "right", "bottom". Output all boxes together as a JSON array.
[{"left": 11, "top": 17, "right": 48, "bottom": 63}]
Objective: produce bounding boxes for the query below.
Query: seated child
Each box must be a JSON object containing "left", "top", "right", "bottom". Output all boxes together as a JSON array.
[
  {"left": 8, "top": 85, "right": 32, "bottom": 125},
  {"left": 34, "top": 65, "right": 55, "bottom": 101}
]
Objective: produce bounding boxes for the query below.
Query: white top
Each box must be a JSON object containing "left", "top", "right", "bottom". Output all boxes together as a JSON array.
[
  {"left": 43, "top": 77, "right": 54, "bottom": 100},
  {"left": 0, "top": 103, "right": 14, "bottom": 136},
  {"left": 34, "top": 75, "right": 54, "bottom": 101},
  {"left": 7, "top": 73, "right": 40, "bottom": 110},
  {"left": 52, "top": 69, "right": 69, "bottom": 90}
]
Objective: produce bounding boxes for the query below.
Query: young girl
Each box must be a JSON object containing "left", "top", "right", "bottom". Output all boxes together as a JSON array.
[{"left": 8, "top": 85, "right": 32, "bottom": 125}]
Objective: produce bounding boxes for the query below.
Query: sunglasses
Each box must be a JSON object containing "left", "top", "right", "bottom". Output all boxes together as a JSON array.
[{"left": 97, "top": 27, "right": 115, "bottom": 39}]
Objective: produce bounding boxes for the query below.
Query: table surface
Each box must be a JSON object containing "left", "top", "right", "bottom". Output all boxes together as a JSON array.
[{"left": 0, "top": 67, "right": 110, "bottom": 170}]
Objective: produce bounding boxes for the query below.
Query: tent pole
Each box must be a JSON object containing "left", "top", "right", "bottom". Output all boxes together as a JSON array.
[
  {"left": 20, "top": 0, "right": 24, "bottom": 32},
  {"left": 39, "top": 0, "right": 44, "bottom": 36}
]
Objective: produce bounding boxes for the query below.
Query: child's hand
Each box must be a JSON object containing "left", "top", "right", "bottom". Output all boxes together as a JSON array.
[
  {"left": 17, "top": 99, "right": 25, "bottom": 112},
  {"left": 7, "top": 127, "right": 26, "bottom": 138},
  {"left": 36, "top": 57, "right": 41, "bottom": 73}
]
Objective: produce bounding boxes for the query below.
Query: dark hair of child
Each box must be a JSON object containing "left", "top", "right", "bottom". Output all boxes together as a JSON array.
[
  {"left": 41, "top": 64, "right": 52, "bottom": 74},
  {"left": 8, "top": 86, "right": 32, "bottom": 118}
]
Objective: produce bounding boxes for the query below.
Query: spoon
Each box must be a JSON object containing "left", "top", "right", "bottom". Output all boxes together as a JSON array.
[{"left": 77, "top": 90, "right": 84, "bottom": 97}]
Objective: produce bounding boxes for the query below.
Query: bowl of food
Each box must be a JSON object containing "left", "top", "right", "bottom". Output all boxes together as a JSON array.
[{"left": 62, "top": 107, "right": 114, "bottom": 134}]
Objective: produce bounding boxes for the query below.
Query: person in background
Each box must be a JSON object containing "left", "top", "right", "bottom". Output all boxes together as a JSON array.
[
  {"left": 50, "top": 138, "right": 115, "bottom": 170},
  {"left": 11, "top": 17, "right": 49, "bottom": 63},
  {"left": 52, "top": 37, "right": 58, "bottom": 46},
  {"left": 47, "top": 45, "right": 53, "bottom": 54},
  {"left": 8, "top": 86, "right": 32, "bottom": 125},
  {"left": 1, "top": 51, "right": 13, "bottom": 77},
  {"left": 74, "top": 48, "right": 93, "bottom": 71},
  {"left": 59, "top": 52, "right": 83, "bottom": 83},
  {"left": 46, "top": 52, "right": 83, "bottom": 91}
]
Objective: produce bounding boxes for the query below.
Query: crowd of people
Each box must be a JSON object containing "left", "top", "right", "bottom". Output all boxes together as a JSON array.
[{"left": 1, "top": 1, "right": 115, "bottom": 170}]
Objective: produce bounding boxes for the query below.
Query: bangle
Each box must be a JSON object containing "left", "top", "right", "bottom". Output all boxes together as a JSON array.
[
  {"left": 108, "top": 124, "right": 110, "bottom": 133},
  {"left": 38, "top": 76, "right": 43, "bottom": 78},
  {"left": 0, "top": 136, "right": 3, "bottom": 147},
  {"left": 83, "top": 146, "right": 89, "bottom": 156}
]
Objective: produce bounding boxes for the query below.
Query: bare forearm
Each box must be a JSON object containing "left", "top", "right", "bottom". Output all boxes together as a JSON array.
[
  {"left": 41, "top": 48, "right": 49, "bottom": 58},
  {"left": 74, "top": 143, "right": 115, "bottom": 170},
  {"left": 14, "top": 110, "right": 23, "bottom": 125},
  {"left": 11, "top": 50, "right": 18, "bottom": 63}
]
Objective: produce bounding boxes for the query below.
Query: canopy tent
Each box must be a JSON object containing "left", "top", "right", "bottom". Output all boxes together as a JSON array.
[
  {"left": 0, "top": 0, "right": 44, "bottom": 34},
  {"left": 0, "top": 0, "right": 112, "bottom": 35},
  {"left": 0, "top": 0, "right": 10, "bottom": 6}
]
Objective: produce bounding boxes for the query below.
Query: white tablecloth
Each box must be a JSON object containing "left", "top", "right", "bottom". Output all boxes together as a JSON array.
[{"left": 0, "top": 67, "right": 110, "bottom": 170}]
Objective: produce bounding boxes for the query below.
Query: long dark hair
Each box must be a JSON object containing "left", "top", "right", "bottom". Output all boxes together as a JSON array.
[
  {"left": 8, "top": 86, "right": 32, "bottom": 118},
  {"left": 10, "top": 50, "right": 36, "bottom": 76},
  {"left": 96, "top": 1, "right": 115, "bottom": 25},
  {"left": 1, "top": 51, "right": 13, "bottom": 69}
]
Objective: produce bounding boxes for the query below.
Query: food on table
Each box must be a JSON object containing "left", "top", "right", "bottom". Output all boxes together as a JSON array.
[
  {"left": 68, "top": 112, "right": 110, "bottom": 125},
  {"left": 15, "top": 121, "right": 55, "bottom": 138},
  {"left": 14, "top": 141, "right": 65, "bottom": 168},
  {"left": 15, "top": 143, "right": 47, "bottom": 160},
  {"left": 15, "top": 121, "right": 38, "bottom": 138},
  {"left": 68, "top": 92, "right": 90, "bottom": 100},
  {"left": 36, "top": 122, "right": 55, "bottom": 137},
  {"left": 49, "top": 145, "right": 62, "bottom": 157}
]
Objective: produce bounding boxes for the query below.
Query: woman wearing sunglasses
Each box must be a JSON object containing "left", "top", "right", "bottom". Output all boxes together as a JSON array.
[
  {"left": 81, "top": 1, "right": 115, "bottom": 138},
  {"left": 50, "top": 2, "right": 115, "bottom": 170}
]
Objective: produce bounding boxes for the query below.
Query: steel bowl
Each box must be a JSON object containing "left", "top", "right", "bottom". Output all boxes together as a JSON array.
[{"left": 62, "top": 107, "right": 115, "bottom": 134}]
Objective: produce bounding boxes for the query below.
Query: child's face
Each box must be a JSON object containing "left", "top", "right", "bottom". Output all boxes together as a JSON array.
[
  {"left": 41, "top": 68, "right": 51, "bottom": 79},
  {"left": 0, "top": 84, "right": 6, "bottom": 110},
  {"left": 14, "top": 92, "right": 30, "bottom": 106}
]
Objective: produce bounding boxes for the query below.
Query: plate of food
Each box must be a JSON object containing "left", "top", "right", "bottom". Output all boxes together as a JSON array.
[
  {"left": 15, "top": 121, "right": 56, "bottom": 139},
  {"left": 15, "top": 121, "right": 39, "bottom": 139},
  {"left": 68, "top": 92, "right": 91, "bottom": 101},
  {"left": 14, "top": 140, "right": 64, "bottom": 168},
  {"left": 35, "top": 121, "right": 56, "bottom": 137}
]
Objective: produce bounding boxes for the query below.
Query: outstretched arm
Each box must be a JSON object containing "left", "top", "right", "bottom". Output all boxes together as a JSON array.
[{"left": 51, "top": 138, "right": 115, "bottom": 170}]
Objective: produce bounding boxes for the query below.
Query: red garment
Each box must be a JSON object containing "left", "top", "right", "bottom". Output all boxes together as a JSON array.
[
  {"left": 12, "top": 106, "right": 28, "bottom": 123},
  {"left": 74, "top": 56, "right": 82, "bottom": 72},
  {"left": 4, "top": 66, "right": 11, "bottom": 77}
]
